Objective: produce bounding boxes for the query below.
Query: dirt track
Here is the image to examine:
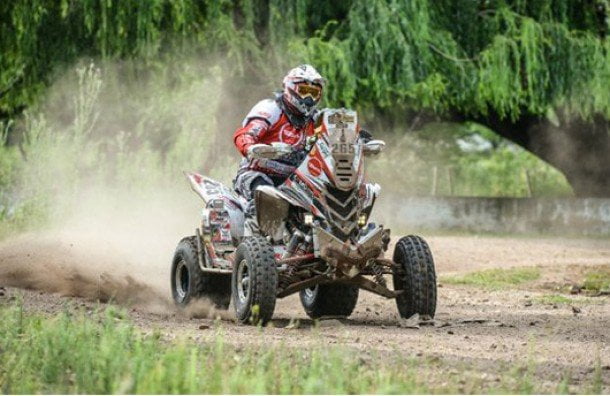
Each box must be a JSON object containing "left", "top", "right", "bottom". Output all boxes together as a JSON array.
[{"left": 1, "top": 233, "right": 609, "bottom": 391}]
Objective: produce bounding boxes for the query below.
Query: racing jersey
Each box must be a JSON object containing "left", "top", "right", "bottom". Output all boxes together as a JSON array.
[{"left": 233, "top": 97, "right": 316, "bottom": 178}]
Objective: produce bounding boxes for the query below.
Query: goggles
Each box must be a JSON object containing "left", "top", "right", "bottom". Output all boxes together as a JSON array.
[{"left": 295, "top": 83, "right": 322, "bottom": 101}]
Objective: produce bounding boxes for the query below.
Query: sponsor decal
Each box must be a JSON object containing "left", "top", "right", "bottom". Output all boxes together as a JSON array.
[
  {"left": 307, "top": 157, "right": 322, "bottom": 177},
  {"left": 279, "top": 124, "right": 303, "bottom": 145}
]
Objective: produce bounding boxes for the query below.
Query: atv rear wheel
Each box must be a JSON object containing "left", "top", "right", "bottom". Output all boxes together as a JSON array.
[
  {"left": 171, "top": 236, "right": 231, "bottom": 309},
  {"left": 299, "top": 284, "right": 359, "bottom": 319},
  {"left": 231, "top": 236, "right": 278, "bottom": 325},
  {"left": 392, "top": 235, "right": 437, "bottom": 318}
]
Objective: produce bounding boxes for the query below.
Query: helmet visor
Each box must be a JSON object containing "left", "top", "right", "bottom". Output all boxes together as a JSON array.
[{"left": 295, "top": 83, "right": 322, "bottom": 101}]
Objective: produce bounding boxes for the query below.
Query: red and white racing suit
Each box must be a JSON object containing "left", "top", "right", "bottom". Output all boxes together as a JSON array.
[
  {"left": 233, "top": 96, "right": 316, "bottom": 207},
  {"left": 233, "top": 97, "right": 372, "bottom": 230}
]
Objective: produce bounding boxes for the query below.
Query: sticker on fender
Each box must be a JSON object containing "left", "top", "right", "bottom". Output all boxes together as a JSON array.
[{"left": 307, "top": 158, "right": 322, "bottom": 177}]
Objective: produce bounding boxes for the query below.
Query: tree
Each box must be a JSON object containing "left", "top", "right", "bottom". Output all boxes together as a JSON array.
[
  {"left": 1, "top": 0, "right": 609, "bottom": 195},
  {"left": 299, "top": 0, "right": 610, "bottom": 196}
]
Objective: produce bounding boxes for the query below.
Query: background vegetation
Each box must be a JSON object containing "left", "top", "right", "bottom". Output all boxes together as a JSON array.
[
  {"left": 1, "top": 0, "right": 608, "bottom": 234},
  {"left": 2, "top": 0, "right": 608, "bottom": 119}
]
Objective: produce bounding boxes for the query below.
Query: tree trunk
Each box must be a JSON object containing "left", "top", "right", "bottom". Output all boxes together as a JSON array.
[{"left": 465, "top": 111, "right": 610, "bottom": 197}]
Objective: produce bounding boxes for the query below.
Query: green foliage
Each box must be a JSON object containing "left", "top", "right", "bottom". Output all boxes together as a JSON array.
[
  {"left": 368, "top": 122, "right": 572, "bottom": 197},
  {"left": 298, "top": 0, "right": 610, "bottom": 120},
  {"left": 0, "top": 131, "right": 18, "bottom": 193},
  {"left": 20, "top": 62, "right": 230, "bottom": 190},
  {"left": 441, "top": 267, "right": 541, "bottom": 289},
  {"left": 0, "top": 303, "right": 428, "bottom": 393},
  {"left": 583, "top": 268, "right": 610, "bottom": 293},
  {"left": 533, "top": 294, "right": 603, "bottom": 305},
  {"left": 1, "top": 0, "right": 609, "bottom": 121},
  {"left": 0, "top": 122, "right": 35, "bottom": 238},
  {"left": 0, "top": 300, "right": 594, "bottom": 394},
  {"left": 534, "top": 294, "right": 576, "bottom": 305},
  {"left": 0, "top": 60, "right": 238, "bottom": 236},
  {"left": 454, "top": 144, "right": 572, "bottom": 197}
]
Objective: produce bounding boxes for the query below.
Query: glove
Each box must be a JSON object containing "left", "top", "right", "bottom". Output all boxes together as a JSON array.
[
  {"left": 359, "top": 129, "right": 373, "bottom": 143},
  {"left": 247, "top": 143, "right": 293, "bottom": 160},
  {"left": 270, "top": 142, "right": 293, "bottom": 155}
]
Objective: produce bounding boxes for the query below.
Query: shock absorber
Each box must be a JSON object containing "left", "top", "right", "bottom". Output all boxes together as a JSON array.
[
  {"left": 282, "top": 230, "right": 304, "bottom": 259},
  {"left": 371, "top": 260, "right": 387, "bottom": 287}
]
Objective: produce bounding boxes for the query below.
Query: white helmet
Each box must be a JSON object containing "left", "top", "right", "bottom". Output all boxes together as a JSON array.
[{"left": 282, "top": 64, "right": 325, "bottom": 120}]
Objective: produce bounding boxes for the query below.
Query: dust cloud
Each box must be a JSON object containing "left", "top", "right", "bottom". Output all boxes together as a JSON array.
[
  {"left": 0, "top": 57, "right": 256, "bottom": 318},
  {"left": 0, "top": 188, "right": 231, "bottom": 317}
]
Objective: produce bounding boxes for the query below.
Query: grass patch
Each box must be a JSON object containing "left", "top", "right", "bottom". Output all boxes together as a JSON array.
[
  {"left": 583, "top": 268, "right": 610, "bottom": 293},
  {"left": 0, "top": 299, "right": 594, "bottom": 394},
  {"left": 441, "top": 267, "right": 541, "bottom": 289},
  {"left": 532, "top": 294, "right": 603, "bottom": 306},
  {"left": 534, "top": 294, "right": 576, "bottom": 305}
]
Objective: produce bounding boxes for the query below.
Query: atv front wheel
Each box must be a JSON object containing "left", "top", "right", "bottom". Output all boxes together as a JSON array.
[
  {"left": 299, "top": 284, "right": 359, "bottom": 319},
  {"left": 171, "top": 236, "right": 231, "bottom": 309},
  {"left": 232, "top": 236, "right": 278, "bottom": 325},
  {"left": 392, "top": 235, "right": 437, "bottom": 318}
]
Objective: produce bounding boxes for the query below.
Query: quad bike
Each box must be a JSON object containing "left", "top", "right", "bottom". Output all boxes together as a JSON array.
[{"left": 171, "top": 109, "right": 437, "bottom": 325}]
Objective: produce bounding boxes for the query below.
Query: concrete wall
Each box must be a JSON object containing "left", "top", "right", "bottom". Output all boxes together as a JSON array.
[{"left": 376, "top": 197, "right": 610, "bottom": 236}]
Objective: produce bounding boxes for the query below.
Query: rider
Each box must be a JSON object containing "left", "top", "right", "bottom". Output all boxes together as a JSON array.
[{"left": 233, "top": 64, "right": 371, "bottom": 232}]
